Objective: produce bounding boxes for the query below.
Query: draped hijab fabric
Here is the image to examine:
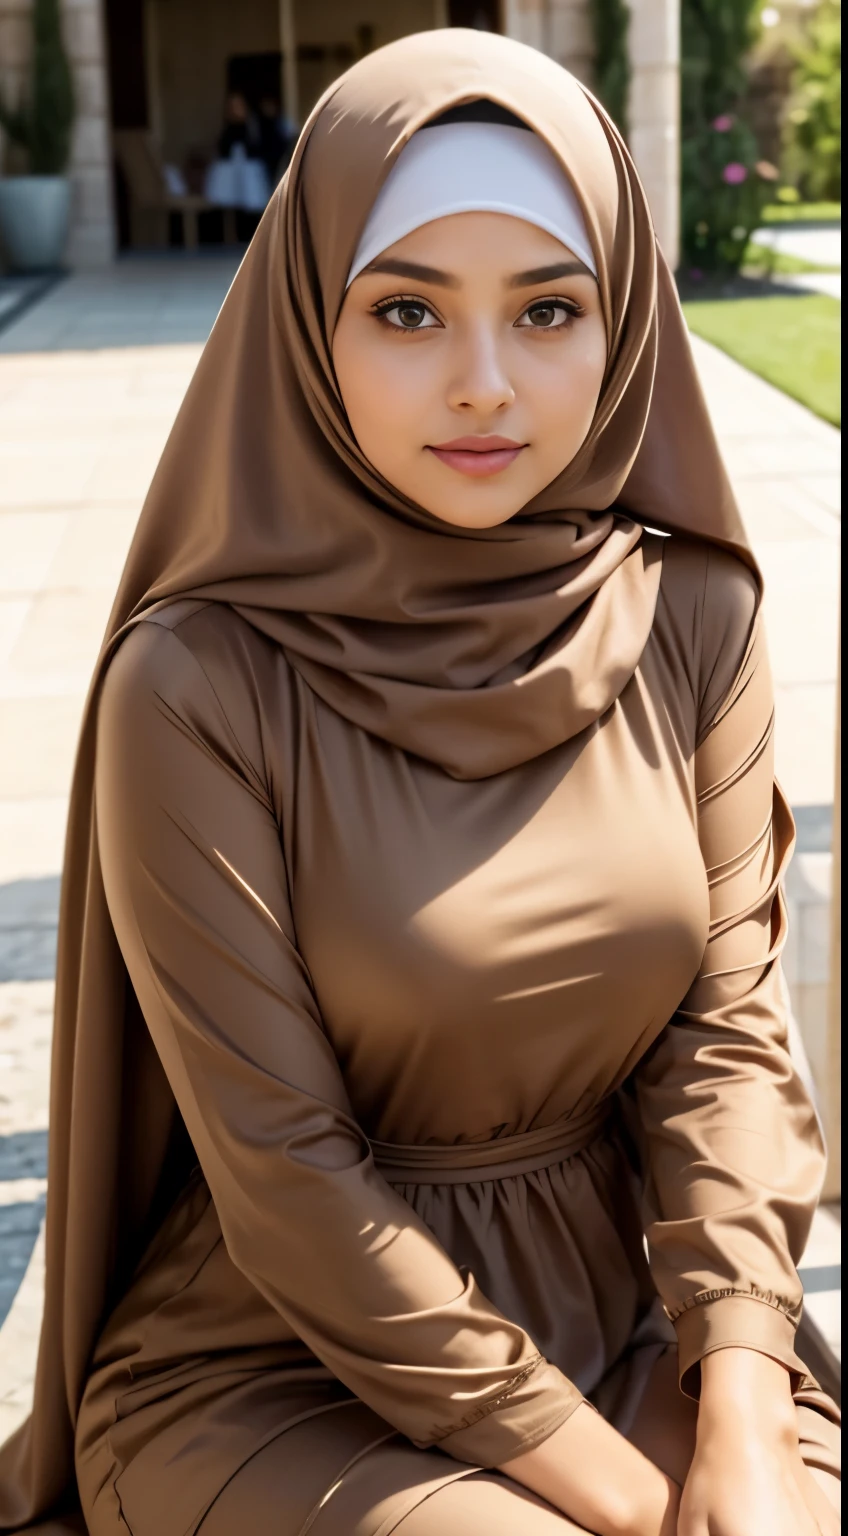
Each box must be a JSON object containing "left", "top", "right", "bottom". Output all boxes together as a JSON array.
[{"left": 0, "top": 27, "right": 756, "bottom": 1529}]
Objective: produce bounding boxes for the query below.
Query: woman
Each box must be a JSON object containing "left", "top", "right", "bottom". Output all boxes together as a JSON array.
[{"left": 0, "top": 29, "right": 840, "bottom": 1536}]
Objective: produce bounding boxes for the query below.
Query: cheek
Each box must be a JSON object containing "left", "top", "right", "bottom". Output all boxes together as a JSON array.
[
  {"left": 340, "top": 337, "right": 435, "bottom": 450},
  {"left": 525, "top": 334, "right": 606, "bottom": 453}
]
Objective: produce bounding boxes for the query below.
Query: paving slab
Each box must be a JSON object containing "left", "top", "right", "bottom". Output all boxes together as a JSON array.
[
  {"left": 753, "top": 224, "right": 841, "bottom": 269},
  {"left": 781, "top": 272, "right": 841, "bottom": 299}
]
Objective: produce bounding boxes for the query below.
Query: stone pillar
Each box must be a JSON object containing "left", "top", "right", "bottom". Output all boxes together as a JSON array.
[
  {"left": 502, "top": 0, "right": 680, "bottom": 269},
  {"left": 628, "top": 1, "right": 679, "bottom": 268},
  {"left": 63, "top": 0, "right": 114, "bottom": 267},
  {"left": 0, "top": 0, "right": 115, "bottom": 267}
]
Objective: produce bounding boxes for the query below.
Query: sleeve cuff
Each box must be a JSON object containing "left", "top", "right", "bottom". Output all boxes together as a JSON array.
[
  {"left": 423, "top": 1358, "right": 584, "bottom": 1467},
  {"left": 673, "top": 1294, "right": 808, "bottom": 1399}
]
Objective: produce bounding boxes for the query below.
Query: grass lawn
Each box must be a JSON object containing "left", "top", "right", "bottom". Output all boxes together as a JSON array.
[
  {"left": 761, "top": 201, "right": 841, "bottom": 224},
  {"left": 682, "top": 293, "right": 841, "bottom": 427}
]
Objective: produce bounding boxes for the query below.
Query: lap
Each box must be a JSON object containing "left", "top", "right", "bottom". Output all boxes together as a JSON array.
[
  {"left": 198, "top": 1347, "right": 840, "bottom": 1536},
  {"left": 198, "top": 1440, "right": 579, "bottom": 1535}
]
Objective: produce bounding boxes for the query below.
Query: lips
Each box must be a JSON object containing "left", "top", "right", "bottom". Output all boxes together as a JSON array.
[{"left": 427, "top": 435, "right": 526, "bottom": 478}]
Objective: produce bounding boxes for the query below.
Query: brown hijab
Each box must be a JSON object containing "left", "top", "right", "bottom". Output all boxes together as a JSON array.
[{"left": 0, "top": 28, "right": 754, "bottom": 1529}]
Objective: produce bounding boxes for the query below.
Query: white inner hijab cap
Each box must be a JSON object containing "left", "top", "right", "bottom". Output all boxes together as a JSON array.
[{"left": 346, "top": 121, "right": 597, "bottom": 289}]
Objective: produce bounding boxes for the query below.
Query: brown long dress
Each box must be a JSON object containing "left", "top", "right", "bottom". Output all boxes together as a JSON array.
[
  {"left": 0, "top": 29, "right": 839, "bottom": 1536},
  {"left": 71, "top": 539, "right": 839, "bottom": 1533}
]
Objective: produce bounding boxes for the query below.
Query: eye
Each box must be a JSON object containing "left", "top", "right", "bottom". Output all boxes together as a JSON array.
[
  {"left": 372, "top": 297, "right": 441, "bottom": 331},
  {"left": 515, "top": 299, "right": 583, "bottom": 330}
]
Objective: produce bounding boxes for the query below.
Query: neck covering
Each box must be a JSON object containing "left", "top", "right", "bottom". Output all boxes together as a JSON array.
[
  {"left": 0, "top": 28, "right": 754, "bottom": 1530},
  {"left": 346, "top": 120, "right": 598, "bottom": 286}
]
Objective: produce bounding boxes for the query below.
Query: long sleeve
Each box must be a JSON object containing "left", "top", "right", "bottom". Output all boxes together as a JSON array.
[
  {"left": 635, "top": 552, "right": 824, "bottom": 1396},
  {"left": 94, "top": 614, "right": 581, "bottom": 1465}
]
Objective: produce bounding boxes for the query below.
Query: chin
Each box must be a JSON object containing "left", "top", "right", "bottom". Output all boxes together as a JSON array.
[
  {"left": 423, "top": 500, "right": 520, "bottom": 530},
  {"left": 416, "top": 479, "right": 528, "bottom": 530}
]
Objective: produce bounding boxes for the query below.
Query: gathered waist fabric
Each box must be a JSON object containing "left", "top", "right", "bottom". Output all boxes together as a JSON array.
[{"left": 370, "top": 1102, "right": 611, "bottom": 1185}]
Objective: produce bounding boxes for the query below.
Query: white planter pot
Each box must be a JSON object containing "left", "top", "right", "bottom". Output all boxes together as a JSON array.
[{"left": 0, "top": 175, "right": 71, "bottom": 272}]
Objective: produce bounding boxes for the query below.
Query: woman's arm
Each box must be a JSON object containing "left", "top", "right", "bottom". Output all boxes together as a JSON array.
[
  {"left": 635, "top": 569, "right": 820, "bottom": 1389},
  {"left": 681, "top": 1348, "right": 838, "bottom": 1535},
  {"left": 95, "top": 616, "right": 579, "bottom": 1467},
  {"left": 502, "top": 1406, "right": 681, "bottom": 1535},
  {"left": 632, "top": 554, "right": 834, "bottom": 1532}
]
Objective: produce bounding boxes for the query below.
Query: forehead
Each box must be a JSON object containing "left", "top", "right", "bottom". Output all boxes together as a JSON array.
[{"left": 371, "top": 213, "right": 589, "bottom": 276}]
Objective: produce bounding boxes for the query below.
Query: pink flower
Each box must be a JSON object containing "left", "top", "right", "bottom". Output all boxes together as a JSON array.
[
  {"left": 712, "top": 114, "right": 735, "bottom": 132},
  {"left": 722, "top": 162, "right": 748, "bottom": 185}
]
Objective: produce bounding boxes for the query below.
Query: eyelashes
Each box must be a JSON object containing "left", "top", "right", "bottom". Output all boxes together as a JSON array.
[
  {"left": 371, "top": 296, "right": 439, "bottom": 331},
  {"left": 370, "top": 294, "right": 586, "bottom": 334},
  {"left": 516, "top": 298, "right": 586, "bottom": 329}
]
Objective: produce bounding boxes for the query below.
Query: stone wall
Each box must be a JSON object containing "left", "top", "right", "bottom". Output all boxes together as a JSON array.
[
  {"left": 0, "top": 0, "right": 114, "bottom": 268},
  {"left": 1, "top": 0, "right": 680, "bottom": 271},
  {"left": 502, "top": 0, "right": 594, "bottom": 82}
]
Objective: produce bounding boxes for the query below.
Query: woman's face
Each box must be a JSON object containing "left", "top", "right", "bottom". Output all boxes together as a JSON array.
[{"left": 333, "top": 212, "right": 606, "bottom": 529}]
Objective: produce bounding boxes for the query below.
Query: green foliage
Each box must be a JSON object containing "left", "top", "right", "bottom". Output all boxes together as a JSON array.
[
  {"left": 680, "top": 0, "right": 775, "bottom": 274},
  {"left": 590, "top": 0, "right": 631, "bottom": 138},
  {"left": 682, "top": 0, "right": 762, "bottom": 123},
  {"left": 0, "top": 0, "right": 75, "bottom": 175},
  {"left": 784, "top": 0, "right": 842, "bottom": 202}
]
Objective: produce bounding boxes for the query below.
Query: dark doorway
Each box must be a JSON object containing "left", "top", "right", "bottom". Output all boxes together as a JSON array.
[
  {"left": 227, "top": 52, "right": 284, "bottom": 118},
  {"left": 448, "top": 0, "right": 502, "bottom": 28},
  {"left": 104, "top": 0, "right": 149, "bottom": 247}
]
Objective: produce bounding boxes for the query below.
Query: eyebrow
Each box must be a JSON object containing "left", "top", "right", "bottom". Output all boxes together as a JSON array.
[
  {"left": 507, "top": 260, "right": 593, "bottom": 287},
  {"left": 362, "top": 258, "right": 460, "bottom": 288},
  {"left": 361, "top": 256, "right": 594, "bottom": 290}
]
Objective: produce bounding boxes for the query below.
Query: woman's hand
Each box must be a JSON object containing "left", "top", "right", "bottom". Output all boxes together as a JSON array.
[
  {"left": 679, "top": 1348, "right": 839, "bottom": 1536},
  {"left": 502, "top": 1401, "right": 680, "bottom": 1536}
]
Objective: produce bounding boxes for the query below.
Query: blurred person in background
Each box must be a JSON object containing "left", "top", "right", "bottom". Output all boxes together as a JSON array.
[
  {"left": 256, "top": 93, "right": 296, "bottom": 185},
  {"left": 217, "top": 89, "right": 261, "bottom": 161}
]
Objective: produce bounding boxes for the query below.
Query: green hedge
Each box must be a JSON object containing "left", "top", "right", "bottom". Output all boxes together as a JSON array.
[
  {"left": 590, "top": 0, "right": 631, "bottom": 139},
  {"left": 680, "top": 0, "right": 778, "bottom": 275}
]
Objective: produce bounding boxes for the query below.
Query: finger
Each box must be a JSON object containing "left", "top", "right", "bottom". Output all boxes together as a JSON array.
[
  {"left": 782, "top": 1470, "right": 829, "bottom": 1536},
  {"left": 794, "top": 1456, "right": 841, "bottom": 1534}
]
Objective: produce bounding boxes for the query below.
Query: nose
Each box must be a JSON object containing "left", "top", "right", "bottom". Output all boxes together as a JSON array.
[{"left": 446, "top": 322, "right": 515, "bottom": 416}]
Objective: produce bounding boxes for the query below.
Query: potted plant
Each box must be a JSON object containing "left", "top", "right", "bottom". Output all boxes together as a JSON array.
[{"left": 0, "top": 0, "right": 75, "bottom": 272}]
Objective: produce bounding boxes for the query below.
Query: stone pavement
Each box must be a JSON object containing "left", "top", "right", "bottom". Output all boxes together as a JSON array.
[
  {"left": 753, "top": 221, "right": 842, "bottom": 299},
  {"left": 754, "top": 222, "right": 841, "bottom": 267},
  {"left": 0, "top": 257, "right": 841, "bottom": 1443}
]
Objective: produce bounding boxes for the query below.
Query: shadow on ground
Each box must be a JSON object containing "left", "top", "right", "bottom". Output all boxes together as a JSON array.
[
  {"left": 0, "top": 877, "right": 60, "bottom": 983},
  {"left": 0, "top": 252, "right": 243, "bottom": 355}
]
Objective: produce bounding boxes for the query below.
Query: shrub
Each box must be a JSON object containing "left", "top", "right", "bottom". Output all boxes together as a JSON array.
[
  {"left": 0, "top": 0, "right": 75, "bottom": 176},
  {"left": 784, "top": 0, "right": 842, "bottom": 202},
  {"left": 590, "top": 0, "right": 631, "bottom": 139},
  {"left": 682, "top": 113, "right": 779, "bottom": 273},
  {"left": 681, "top": 0, "right": 776, "bottom": 274}
]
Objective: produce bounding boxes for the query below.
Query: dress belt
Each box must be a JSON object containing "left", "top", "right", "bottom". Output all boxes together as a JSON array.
[{"left": 370, "top": 1101, "right": 610, "bottom": 1185}]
